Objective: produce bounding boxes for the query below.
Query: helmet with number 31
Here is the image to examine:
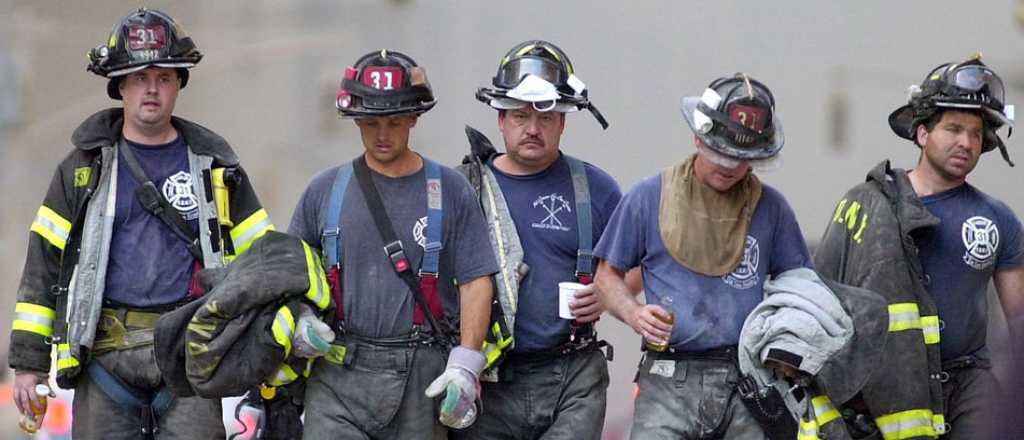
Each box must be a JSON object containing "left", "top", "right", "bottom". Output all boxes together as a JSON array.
[
  {"left": 87, "top": 8, "right": 203, "bottom": 100},
  {"left": 335, "top": 49, "right": 437, "bottom": 118}
]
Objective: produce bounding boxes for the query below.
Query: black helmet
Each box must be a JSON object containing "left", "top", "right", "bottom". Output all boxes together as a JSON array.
[
  {"left": 680, "top": 73, "right": 784, "bottom": 160},
  {"left": 476, "top": 40, "right": 608, "bottom": 129},
  {"left": 889, "top": 56, "right": 1014, "bottom": 166},
  {"left": 335, "top": 49, "right": 436, "bottom": 118},
  {"left": 87, "top": 8, "right": 203, "bottom": 100}
]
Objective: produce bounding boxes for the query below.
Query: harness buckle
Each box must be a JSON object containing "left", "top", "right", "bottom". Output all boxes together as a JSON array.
[{"left": 383, "top": 240, "right": 410, "bottom": 273}]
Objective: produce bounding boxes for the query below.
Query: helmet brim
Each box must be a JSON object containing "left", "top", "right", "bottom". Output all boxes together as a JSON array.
[
  {"left": 477, "top": 88, "right": 579, "bottom": 113},
  {"left": 888, "top": 102, "right": 1012, "bottom": 153},
  {"left": 337, "top": 100, "right": 436, "bottom": 119},
  {"left": 681, "top": 96, "right": 784, "bottom": 160}
]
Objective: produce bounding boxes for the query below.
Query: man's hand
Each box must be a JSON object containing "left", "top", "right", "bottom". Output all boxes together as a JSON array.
[
  {"left": 569, "top": 283, "right": 604, "bottom": 323},
  {"left": 425, "top": 346, "right": 485, "bottom": 429},
  {"left": 13, "top": 371, "right": 51, "bottom": 417},
  {"left": 627, "top": 304, "right": 673, "bottom": 347}
]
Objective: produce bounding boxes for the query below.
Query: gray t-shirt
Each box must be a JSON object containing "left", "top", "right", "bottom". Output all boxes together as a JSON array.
[{"left": 288, "top": 156, "right": 498, "bottom": 338}]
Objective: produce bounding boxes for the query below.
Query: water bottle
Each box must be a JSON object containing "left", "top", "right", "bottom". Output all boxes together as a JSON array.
[
  {"left": 645, "top": 296, "right": 675, "bottom": 352},
  {"left": 18, "top": 383, "right": 50, "bottom": 434},
  {"left": 439, "top": 382, "right": 477, "bottom": 429}
]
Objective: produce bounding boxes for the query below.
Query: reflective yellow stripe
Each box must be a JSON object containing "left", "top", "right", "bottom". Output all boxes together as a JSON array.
[
  {"left": 876, "top": 409, "right": 937, "bottom": 439},
  {"left": 921, "top": 315, "right": 941, "bottom": 345},
  {"left": 933, "top": 414, "right": 947, "bottom": 435},
  {"left": 267, "top": 364, "right": 299, "bottom": 386},
  {"left": 798, "top": 418, "right": 819, "bottom": 440},
  {"left": 56, "top": 343, "right": 80, "bottom": 370},
  {"left": 230, "top": 209, "right": 274, "bottom": 256},
  {"left": 12, "top": 303, "right": 56, "bottom": 337},
  {"left": 302, "top": 241, "right": 330, "bottom": 310},
  {"left": 832, "top": 199, "right": 848, "bottom": 223},
  {"left": 888, "top": 303, "right": 941, "bottom": 344},
  {"left": 325, "top": 344, "right": 347, "bottom": 365},
  {"left": 271, "top": 306, "right": 296, "bottom": 357},
  {"left": 812, "top": 395, "right": 841, "bottom": 426},
  {"left": 30, "top": 206, "right": 72, "bottom": 250}
]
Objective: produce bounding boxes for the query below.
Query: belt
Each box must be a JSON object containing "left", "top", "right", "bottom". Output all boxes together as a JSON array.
[
  {"left": 644, "top": 345, "right": 738, "bottom": 363},
  {"left": 505, "top": 336, "right": 605, "bottom": 364},
  {"left": 939, "top": 354, "right": 991, "bottom": 383},
  {"left": 93, "top": 308, "right": 163, "bottom": 355}
]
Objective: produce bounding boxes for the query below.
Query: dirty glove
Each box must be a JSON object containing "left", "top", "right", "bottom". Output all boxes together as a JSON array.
[
  {"left": 292, "top": 304, "right": 335, "bottom": 358},
  {"left": 424, "top": 346, "right": 485, "bottom": 429}
]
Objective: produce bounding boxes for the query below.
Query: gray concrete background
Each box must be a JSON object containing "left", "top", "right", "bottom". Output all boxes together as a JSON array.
[{"left": 1, "top": 1, "right": 1023, "bottom": 438}]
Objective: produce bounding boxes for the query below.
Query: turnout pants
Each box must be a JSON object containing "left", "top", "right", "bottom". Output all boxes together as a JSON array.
[
  {"left": 630, "top": 348, "right": 766, "bottom": 440},
  {"left": 72, "top": 342, "right": 224, "bottom": 438},
  {"left": 940, "top": 356, "right": 997, "bottom": 440},
  {"left": 452, "top": 344, "right": 609, "bottom": 440},
  {"left": 302, "top": 336, "right": 448, "bottom": 440}
]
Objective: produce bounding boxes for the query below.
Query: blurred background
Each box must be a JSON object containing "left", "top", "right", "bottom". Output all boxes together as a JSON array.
[{"left": 1, "top": 1, "right": 1023, "bottom": 438}]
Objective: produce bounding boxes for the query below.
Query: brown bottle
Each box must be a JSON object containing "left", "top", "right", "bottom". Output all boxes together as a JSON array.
[
  {"left": 645, "top": 297, "right": 675, "bottom": 352},
  {"left": 18, "top": 384, "right": 50, "bottom": 434}
]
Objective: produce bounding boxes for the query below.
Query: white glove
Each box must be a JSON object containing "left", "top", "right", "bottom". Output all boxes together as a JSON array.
[
  {"left": 424, "top": 346, "right": 485, "bottom": 429},
  {"left": 292, "top": 305, "right": 335, "bottom": 358}
]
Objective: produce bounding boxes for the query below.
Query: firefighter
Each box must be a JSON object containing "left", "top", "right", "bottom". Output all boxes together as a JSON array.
[
  {"left": 596, "top": 73, "right": 814, "bottom": 439},
  {"left": 287, "top": 49, "right": 498, "bottom": 439},
  {"left": 9, "top": 8, "right": 272, "bottom": 439},
  {"left": 454, "top": 40, "right": 622, "bottom": 439},
  {"left": 815, "top": 55, "right": 1024, "bottom": 440}
]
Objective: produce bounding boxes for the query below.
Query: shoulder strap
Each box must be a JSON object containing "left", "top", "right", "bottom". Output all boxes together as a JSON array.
[
  {"left": 422, "top": 159, "right": 443, "bottom": 275},
  {"left": 351, "top": 156, "right": 450, "bottom": 343},
  {"left": 565, "top": 155, "right": 593, "bottom": 282},
  {"left": 322, "top": 161, "right": 354, "bottom": 268},
  {"left": 118, "top": 141, "right": 203, "bottom": 260}
]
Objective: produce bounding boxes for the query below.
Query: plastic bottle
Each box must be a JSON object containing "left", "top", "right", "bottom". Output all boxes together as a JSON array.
[
  {"left": 18, "top": 383, "right": 50, "bottom": 434},
  {"left": 645, "top": 296, "right": 675, "bottom": 352},
  {"left": 227, "top": 397, "right": 265, "bottom": 440}
]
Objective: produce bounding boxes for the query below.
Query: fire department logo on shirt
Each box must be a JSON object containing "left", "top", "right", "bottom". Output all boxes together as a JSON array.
[
  {"left": 531, "top": 193, "right": 572, "bottom": 232},
  {"left": 162, "top": 171, "right": 198, "bottom": 217},
  {"left": 723, "top": 236, "right": 760, "bottom": 289},
  {"left": 961, "top": 216, "right": 999, "bottom": 270},
  {"left": 412, "top": 216, "right": 428, "bottom": 249}
]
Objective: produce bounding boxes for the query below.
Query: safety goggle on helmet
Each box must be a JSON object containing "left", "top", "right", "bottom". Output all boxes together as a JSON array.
[
  {"left": 888, "top": 56, "right": 1015, "bottom": 166},
  {"left": 87, "top": 8, "right": 203, "bottom": 100},
  {"left": 335, "top": 49, "right": 437, "bottom": 118},
  {"left": 476, "top": 40, "right": 609, "bottom": 129},
  {"left": 681, "top": 73, "right": 784, "bottom": 162}
]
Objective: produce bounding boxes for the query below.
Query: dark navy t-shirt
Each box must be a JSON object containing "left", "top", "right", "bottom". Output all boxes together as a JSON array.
[
  {"left": 595, "top": 173, "right": 813, "bottom": 352},
  {"left": 105, "top": 136, "right": 199, "bottom": 307},
  {"left": 287, "top": 156, "right": 498, "bottom": 338},
  {"left": 489, "top": 154, "right": 622, "bottom": 352},
  {"left": 913, "top": 183, "right": 1024, "bottom": 360}
]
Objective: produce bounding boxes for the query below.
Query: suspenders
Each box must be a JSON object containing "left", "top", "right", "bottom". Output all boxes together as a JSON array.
[{"left": 321, "top": 157, "right": 445, "bottom": 331}]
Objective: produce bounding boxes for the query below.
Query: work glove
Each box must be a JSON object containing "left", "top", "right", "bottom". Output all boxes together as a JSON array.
[
  {"left": 292, "top": 304, "right": 335, "bottom": 358},
  {"left": 424, "top": 346, "right": 486, "bottom": 429}
]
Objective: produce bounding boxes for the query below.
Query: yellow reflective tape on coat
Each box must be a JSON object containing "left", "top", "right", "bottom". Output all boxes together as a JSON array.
[
  {"left": 798, "top": 418, "right": 819, "bottom": 440},
  {"left": 267, "top": 363, "right": 299, "bottom": 387},
  {"left": 302, "top": 241, "right": 330, "bottom": 310},
  {"left": 30, "top": 206, "right": 71, "bottom": 250},
  {"left": 812, "top": 395, "right": 841, "bottom": 426},
  {"left": 875, "top": 409, "right": 937, "bottom": 439},
  {"left": 56, "top": 343, "right": 80, "bottom": 370},
  {"left": 888, "top": 303, "right": 923, "bottom": 332},
  {"left": 230, "top": 209, "right": 274, "bottom": 256},
  {"left": 932, "top": 414, "right": 947, "bottom": 435},
  {"left": 920, "top": 315, "right": 941, "bottom": 345},
  {"left": 271, "top": 306, "right": 296, "bottom": 357},
  {"left": 12, "top": 303, "right": 56, "bottom": 337}
]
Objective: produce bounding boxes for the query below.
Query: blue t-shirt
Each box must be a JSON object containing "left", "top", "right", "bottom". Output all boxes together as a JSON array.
[
  {"left": 288, "top": 157, "right": 498, "bottom": 338},
  {"left": 913, "top": 183, "right": 1024, "bottom": 360},
  {"left": 594, "top": 173, "right": 813, "bottom": 352},
  {"left": 489, "top": 154, "right": 622, "bottom": 352},
  {"left": 105, "top": 136, "right": 199, "bottom": 307}
]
